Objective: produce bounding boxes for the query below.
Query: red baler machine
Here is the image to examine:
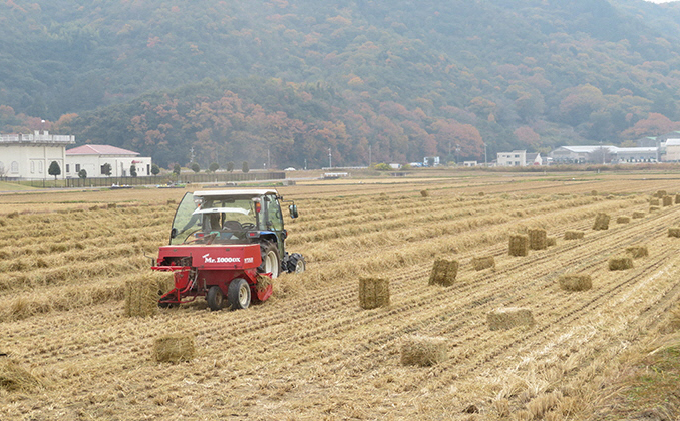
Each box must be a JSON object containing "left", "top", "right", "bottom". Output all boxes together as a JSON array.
[{"left": 152, "top": 243, "right": 273, "bottom": 310}]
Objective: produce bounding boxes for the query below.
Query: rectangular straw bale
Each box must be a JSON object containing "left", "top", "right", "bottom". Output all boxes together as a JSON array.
[
  {"left": 547, "top": 237, "right": 557, "bottom": 247},
  {"left": 400, "top": 336, "right": 447, "bottom": 367},
  {"left": 669, "top": 228, "right": 680, "bottom": 238},
  {"left": 649, "top": 206, "right": 660, "bottom": 213},
  {"left": 358, "top": 277, "right": 390, "bottom": 309},
  {"left": 616, "top": 216, "right": 630, "bottom": 224},
  {"left": 508, "top": 234, "right": 529, "bottom": 257},
  {"left": 124, "top": 271, "right": 175, "bottom": 317},
  {"left": 663, "top": 195, "right": 673, "bottom": 206},
  {"left": 626, "top": 246, "right": 648, "bottom": 258},
  {"left": 487, "top": 307, "right": 535, "bottom": 331},
  {"left": 632, "top": 212, "right": 645, "bottom": 219},
  {"left": 152, "top": 334, "right": 196, "bottom": 363},
  {"left": 564, "top": 230, "right": 585, "bottom": 240},
  {"left": 675, "top": 194, "right": 680, "bottom": 204},
  {"left": 656, "top": 190, "right": 667, "bottom": 198},
  {"left": 559, "top": 274, "right": 592, "bottom": 292},
  {"left": 528, "top": 229, "right": 547, "bottom": 250},
  {"left": 592, "top": 213, "right": 610, "bottom": 231},
  {"left": 428, "top": 258, "right": 459, "bottom": 286},
  {"left": 650, "top": 198, "right": 660, "bottom": 206},
  {"left": 471, "top": 255, "right": 495, "bottom": 271},
  {"left": 608, "top": 256, "right": 634, "bottom": 271}
]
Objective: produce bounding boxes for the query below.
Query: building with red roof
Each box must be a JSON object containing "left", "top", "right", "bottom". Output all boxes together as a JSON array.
[{"left": 65, "top": 144, "right": 152, "bottom": 178}]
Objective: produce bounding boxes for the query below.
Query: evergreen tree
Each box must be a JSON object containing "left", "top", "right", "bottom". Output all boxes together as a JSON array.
[{"left": 48, "top": 161, "right": 61, "bottom": 181}]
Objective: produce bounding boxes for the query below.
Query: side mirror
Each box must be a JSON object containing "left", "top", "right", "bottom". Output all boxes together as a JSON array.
[
  {"left": 289, "top": 204, "right": 299, "bottom": 219},
  {"left": 171, "top": 228, "right": 178, "bottom": 239}
]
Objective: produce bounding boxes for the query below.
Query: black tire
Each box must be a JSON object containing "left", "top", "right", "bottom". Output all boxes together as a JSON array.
[
  {"left": 206, "top": 285, "right": 225, "bottom": 311},
  {"left": 228, "top": 278, "right": 251, "bottom": 310},
  {"left": 284, "top": 253, "right": 306, "bottom": 274},
  {"left": 258, "top": 242, "right": 280, "bottom": 279}
]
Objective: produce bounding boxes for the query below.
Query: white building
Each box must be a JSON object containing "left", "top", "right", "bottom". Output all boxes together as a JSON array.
[
  {"left": 65, "top": 145, "right": 152, "bottom": 178},
  {"left": 0, "top": 131, "right": 75, "bottom": 179},
  {"left": 662, "top": 139, "right": 680, "bottom": 161},
  {"left": 497, "top": 150, "right": 527, "bottom": 166},
  {"left": 550, "top": 145, "right": 659, "bottom": 164}
]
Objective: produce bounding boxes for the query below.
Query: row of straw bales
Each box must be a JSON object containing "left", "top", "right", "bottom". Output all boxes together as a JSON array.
[{"left": 144, "top": 190, "right": 676, "bottom": 373}]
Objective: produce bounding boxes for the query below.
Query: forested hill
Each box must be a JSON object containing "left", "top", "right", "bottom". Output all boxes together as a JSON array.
[{"left": 3, "top": 0, "right": 680, "bottom": 169}]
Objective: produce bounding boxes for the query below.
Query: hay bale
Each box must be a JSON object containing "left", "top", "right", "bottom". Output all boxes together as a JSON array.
[
  {"left": 559, "top": 274, "right": 592, "bottom": 292},
  {"left": 632, "top": 211, "right": 645, "bottom": 219},
  {"left": 547, "top": 237, "right": 557, "bottom": 247},
  {"left": 650, "top": 206, "right": 660, "bottom": 213},
  {"left": 471, "top": 256, "right": 495, "bottom": 271},
  {"left": 508, "top": 234, "right": 529, "bottom": 257},
  {"left": 626, "top": 246, "right": 649, "bottom": 259},
  {"left": 124, "top": 271, "right": 176, "bottom": 317},
  {"left": 663, "top": 195, "right": 673, "bottom": 206},
  {"left": 650, "top": 198, "right": 660, "bottom": 206},
  {"left": 608, "top": 256, "right": 634, "bottom": 271},
  {"left": 420, "top": 190, "right": 429, "bottom": 197},
  {"left": 669, "top": 228, "right": 680, "bottom": 238},
  {"left": 616, "top": 216, "right": 631, "bottom": 224},
  {"left": 429, "top": 258, "right": 459, "bottom": 286},
  {"left": 591, "top": 190, "right": 598, "bottom": 196},
  {"left": 358, "top": 277, "right": 390, "bottom": 309},
  {"left": 0, "top": 359, "right": 42, "bottom": 392},
  {"left": 656, "top": 190, "right": 667, "bottom": 198},
  {"left": 152, "top": 335, "right": 196, "bottom": 363},
  {"left": 400, "top": 336, "right": 447, "bottom": 367},
  {"left": 528, "top": 229, "right": 548, "bottom": 250},
  {"left": 675, "top": 194, "right": 680, "bottom": 204},
  {"left": 487, "top": 307, "right": 535, "bottom": 331},
  {"left": 592, "top": 213, "right": 610, "bottom": 231},
  {"left": 564, "top": 230, "right": 585, "bottom": 240}
]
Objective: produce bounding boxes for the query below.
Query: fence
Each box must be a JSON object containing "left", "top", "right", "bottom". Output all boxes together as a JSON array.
[{"left": 1, "top": 171, "right": 285, "bottom": 188}]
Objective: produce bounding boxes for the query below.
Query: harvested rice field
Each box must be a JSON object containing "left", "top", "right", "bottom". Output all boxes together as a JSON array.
[{"left": 2, "top": 171, "right": 680, "bottom": 420}]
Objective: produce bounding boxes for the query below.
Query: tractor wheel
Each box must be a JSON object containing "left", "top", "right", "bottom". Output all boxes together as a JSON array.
[
  {"left": 259, "top": 242, "right": 280, "bottom": 279},
  {"left": 206, "top": 286, "right": 225, "bottom": 311},
  {"left": 228, "top": 278, "right": 251, "bottom": 310},
  {"left": 284, "top": 253, "right": 306, "bottom": 274}
]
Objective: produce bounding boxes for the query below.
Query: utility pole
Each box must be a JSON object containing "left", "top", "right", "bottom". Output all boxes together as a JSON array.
[
  {"left": 369, "top": 145, "right": 372, "bottom": 167},
  {"left": 328, "top": 148, "right": 332, "bottom": 168},
  {"left": 267, "top": 148, "right": 271, "bottom": 170},
  {"left": 483, "top": 143, "right": 487, "bottom": 167},
  {"left": 190, "top": 146, "right": 195, "bottom": 163}
]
